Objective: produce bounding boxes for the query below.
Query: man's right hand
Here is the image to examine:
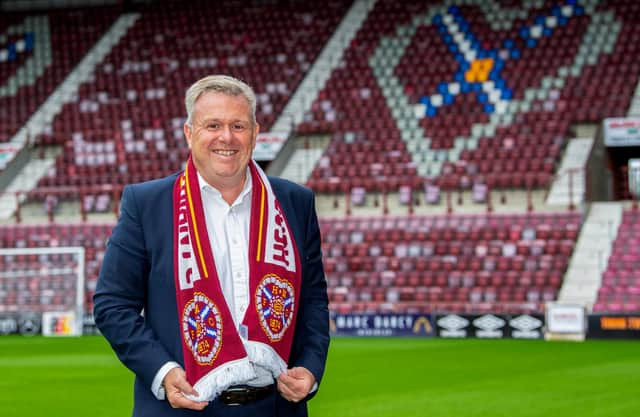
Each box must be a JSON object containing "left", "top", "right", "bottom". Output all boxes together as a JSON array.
[{"left": 163, "top": 367, "right": 209, "bottom": 410}]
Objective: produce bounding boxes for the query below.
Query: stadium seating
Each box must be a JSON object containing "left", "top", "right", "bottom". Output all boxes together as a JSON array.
[
  {"left": 0, "top": 223, "right": 112, "bottom": 313},
  {"left": 1, "top": 7, "right": 120, "bottom": 143},
  {"left": 19, "top": 0, "right": 640, "bottom": 199},
  {"left": 34, "top": 0, "right": 350, "bottom": 191},
  {"left": 2, "top": 0, "right": 639, "bottom": 322},
  {"left": 593, "top": 208, "right": 640, "bottom": 312},
  {"left": 0, "top": 210, "right": 582, "bottom": 317},
  {"left": 305, "top": 0, "right": 640, "bottom": 193},
  {"left": 322, "top": 211, "right": 581, "bottom": 314}
]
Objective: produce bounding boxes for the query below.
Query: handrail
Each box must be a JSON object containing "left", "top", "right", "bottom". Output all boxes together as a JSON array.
[
  {"left": 0, "top": 166, "right": 589, "bottom": 222},
  {"left": 1, "top": 184, "right": 123, "bottom": 223}
]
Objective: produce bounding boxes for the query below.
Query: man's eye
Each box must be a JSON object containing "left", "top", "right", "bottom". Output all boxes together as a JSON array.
[
  {"left": 207, "top": 124, "right": 220, "bottom": 130},
  {"left": 233, "top": 124, "right": 246, "bottom": 131}
]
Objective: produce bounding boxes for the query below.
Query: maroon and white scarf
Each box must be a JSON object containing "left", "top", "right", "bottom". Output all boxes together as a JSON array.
[{"left": 173, "top": 157, "right": 301, "bottom": 401}]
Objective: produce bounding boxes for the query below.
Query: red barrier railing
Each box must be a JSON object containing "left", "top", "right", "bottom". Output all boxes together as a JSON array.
[
  {"left": 2, "top": 184, "right": 123, "bottom": 223},
  {"left": 1, "top": 167, "right": 586, "bottom": 222}
]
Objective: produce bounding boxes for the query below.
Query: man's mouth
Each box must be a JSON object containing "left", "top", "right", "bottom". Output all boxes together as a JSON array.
[{"left": 213, "top": 150, "right": 237, "bottom": 156}]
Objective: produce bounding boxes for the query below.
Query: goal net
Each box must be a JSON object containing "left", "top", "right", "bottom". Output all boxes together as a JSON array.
[{"left": 0, "top": 246, "right": 85, "bottom": 336}]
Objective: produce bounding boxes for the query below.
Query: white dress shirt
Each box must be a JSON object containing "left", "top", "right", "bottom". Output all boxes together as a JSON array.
[{"left": 151, "top": 169, "right": 274, "bottom": 400}]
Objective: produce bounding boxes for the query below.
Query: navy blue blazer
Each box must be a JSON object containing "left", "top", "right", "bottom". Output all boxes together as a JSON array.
[{"left": 93, "top": 172, "right": 330, "bottom": 417}]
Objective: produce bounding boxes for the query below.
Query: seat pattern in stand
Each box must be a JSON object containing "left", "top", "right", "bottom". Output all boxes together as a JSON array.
[
  {"left": 321, "top": 211, "right": 581, "bottom": 315},
  {"left": 0, "top": 223, "right": 113, "bottom": 314},
  {"left": 305, "top": 0, "right": 640, "bottom": 193},
  {"left": 0, "top": 7, "right": 120, "bottom": 143},
  {"left": 35, "top": 0, "right": 350, "bottom": 191}
]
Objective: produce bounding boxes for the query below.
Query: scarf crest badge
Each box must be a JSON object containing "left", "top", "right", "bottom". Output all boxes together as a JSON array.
[{"left": 182, "top": 291, "right": 223, "bottom": 365}]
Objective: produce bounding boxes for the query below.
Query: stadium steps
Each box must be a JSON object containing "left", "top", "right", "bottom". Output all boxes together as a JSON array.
[
  {"left": 545, "top": 137, "right": 594, "bottom": 207},
  {"left": 270, "top": 0, "right": 376, "bottom": 136},
  {"left": 279, "top": 148, "right": 325, "bottom": 185},
  {"left": 557, "top": 201, "right": 623, "bottom": 309},
  {"left": 0, "top": 147, "right": 61, "bottom": 221},
  {"left": 277, "top": 134, "right": 332, "bottom": 185}
]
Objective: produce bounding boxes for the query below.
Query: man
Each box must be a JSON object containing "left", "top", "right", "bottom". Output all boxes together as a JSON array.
[{"left": 94, "top": 75, "right": 330, "bottom": 416}]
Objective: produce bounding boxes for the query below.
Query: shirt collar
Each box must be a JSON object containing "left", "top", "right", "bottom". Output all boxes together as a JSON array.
[{"left": 196, "top": 168, "right": 253, "bottom": 207}]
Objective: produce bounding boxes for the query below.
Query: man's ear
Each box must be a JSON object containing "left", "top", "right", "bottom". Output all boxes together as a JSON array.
[
  {"left": 183, "top": 123, "right": 193, "bottom": 149},
  {"left": 251, "top": 123, "right": 260, "bottom": 150}
]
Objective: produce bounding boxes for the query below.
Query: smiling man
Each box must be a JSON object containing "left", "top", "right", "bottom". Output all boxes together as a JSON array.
[
  {"left": 183, "top": 81, "right": 258, "bottom": 204},
  {"left": 94, "top": 75, "right": 330, "bottom": 417}
]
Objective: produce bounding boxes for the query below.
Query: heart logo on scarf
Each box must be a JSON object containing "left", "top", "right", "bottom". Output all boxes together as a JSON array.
[
  {"left": 255, "top": 274, "right": 295, "bottom": 342},
  {"left": 182, "top": 292, "right": 223, "bottom": 366}
]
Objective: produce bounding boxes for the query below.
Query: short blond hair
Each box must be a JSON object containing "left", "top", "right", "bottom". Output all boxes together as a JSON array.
[{"left": 184, "top": 74, "right": 257, "bottom": 126}]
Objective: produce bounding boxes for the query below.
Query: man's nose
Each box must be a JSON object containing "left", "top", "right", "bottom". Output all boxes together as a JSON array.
[{"left": 218, "top": 124, "right": 233, "bottom": 141}]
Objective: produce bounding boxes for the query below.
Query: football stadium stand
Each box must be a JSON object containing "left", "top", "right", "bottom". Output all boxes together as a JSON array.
[
  {"left": 1, "top": 6, "right": 121, "bottom": 143},
  {"left": 593, "top": 207, "right": 640, "bottom": 312},
  {"left": 1, "top": 0, "right": 640, "bottom": 324},
  {"left": 323, "top": 211, "right": 580, "bottom": 314}
]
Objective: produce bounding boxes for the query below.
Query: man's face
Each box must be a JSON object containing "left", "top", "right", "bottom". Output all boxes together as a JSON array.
[{"left": 184, "top": 91, "right": 258, "bottom": 189}]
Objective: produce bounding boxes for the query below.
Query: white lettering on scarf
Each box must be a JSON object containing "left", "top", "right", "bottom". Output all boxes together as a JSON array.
[
  {"left": 177, "top": 181, "right": 201, "bottom": 290},
  {"left": 264, "top": 197, "right": 296, "bottom": 273}
]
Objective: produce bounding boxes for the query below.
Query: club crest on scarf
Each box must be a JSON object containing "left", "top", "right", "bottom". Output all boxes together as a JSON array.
[
  {"left": 255, "top": 274, "right": 295, "bottom": 342},
  {"left": 182, "top": 292, "right": 223, "bottom": 365}
]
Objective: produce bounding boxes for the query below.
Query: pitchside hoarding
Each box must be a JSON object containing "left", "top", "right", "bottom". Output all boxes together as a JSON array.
[
  {"left": 0, "top": 313, "right": 41, "bottom": 336},
  {"left": 0, "top": 315, "right": 18, "bottom": 335},
  {"left": 330, "top": 313, "right": 435, "bottom": 337},
  {"left": 434, "top": 313, "right": 545, "bottom": 339},
  {"left": 588, "top": 314, "right": 640, "bottom": 339},
  {"left": 42, "top": 311, "right": 81, "bottom": 336},
  {"left": 329, "top": 313, "right": 545, "bottom": 339}
]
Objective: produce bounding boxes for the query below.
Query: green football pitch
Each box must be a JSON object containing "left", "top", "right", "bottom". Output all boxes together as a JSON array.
[{"left": 0, "top": 335, "right": 638, "bottom": 417}]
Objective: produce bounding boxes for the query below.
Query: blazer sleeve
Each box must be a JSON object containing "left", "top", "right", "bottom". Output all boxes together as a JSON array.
[
  {"left": 93, "top": 185, "right": 175, "bottom": 390},
  {"left": 290, "top": 190, "right": 330, "bottom": 391}
]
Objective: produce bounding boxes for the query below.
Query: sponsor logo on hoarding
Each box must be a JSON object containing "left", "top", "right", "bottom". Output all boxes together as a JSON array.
[
  {"left": 334, "top": 315, "right": 372, "bottom": 330},
  {"left": 18, "top": 314, "right": 40, "bottom": 336},
  {"left": 509, "top": 315, "right": 542, "bottom": 339},
  {"left": 412, "top": 316, "right": 433, "bottom": 335},
  {"left": 331, "top": 314, "right": 433, "bottom": 337},
  {"left": 437, "top": 314, "right": 469, "bottom": 338},
  {"left": 473, "top": 314, "right": 505, "bottom": 338},
  {"left": 601, "top": 316, "right": 640, "bottom": 331},
  {"left": 0, "top": 317, "right": 18, "bottom": 335},
  {"left": 547, "top": 304, "right": 585, "bottom": 334},
  {"left": 588, "top": 314, "right": 640, "bottom": 339},
  {"left": 42, "top": 311, "right": 78, "bottom": 336}
]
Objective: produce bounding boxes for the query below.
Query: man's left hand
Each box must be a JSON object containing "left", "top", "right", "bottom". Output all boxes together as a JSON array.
[{"left": 277, "top": 367, "right": 316, "bottom": 403}]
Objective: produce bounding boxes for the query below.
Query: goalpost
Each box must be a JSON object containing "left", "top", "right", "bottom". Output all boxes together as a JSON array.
[{"left": 0, "top": 246, "right": 85, "bottom": 336}]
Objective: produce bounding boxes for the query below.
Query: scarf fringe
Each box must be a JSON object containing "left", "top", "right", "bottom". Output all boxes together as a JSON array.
[
  {"left": 245, "top": 340, "right": 288, "bottom": 378},
  {"left": 188, "top": 357, "right": 256, "bottom": 402}
]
